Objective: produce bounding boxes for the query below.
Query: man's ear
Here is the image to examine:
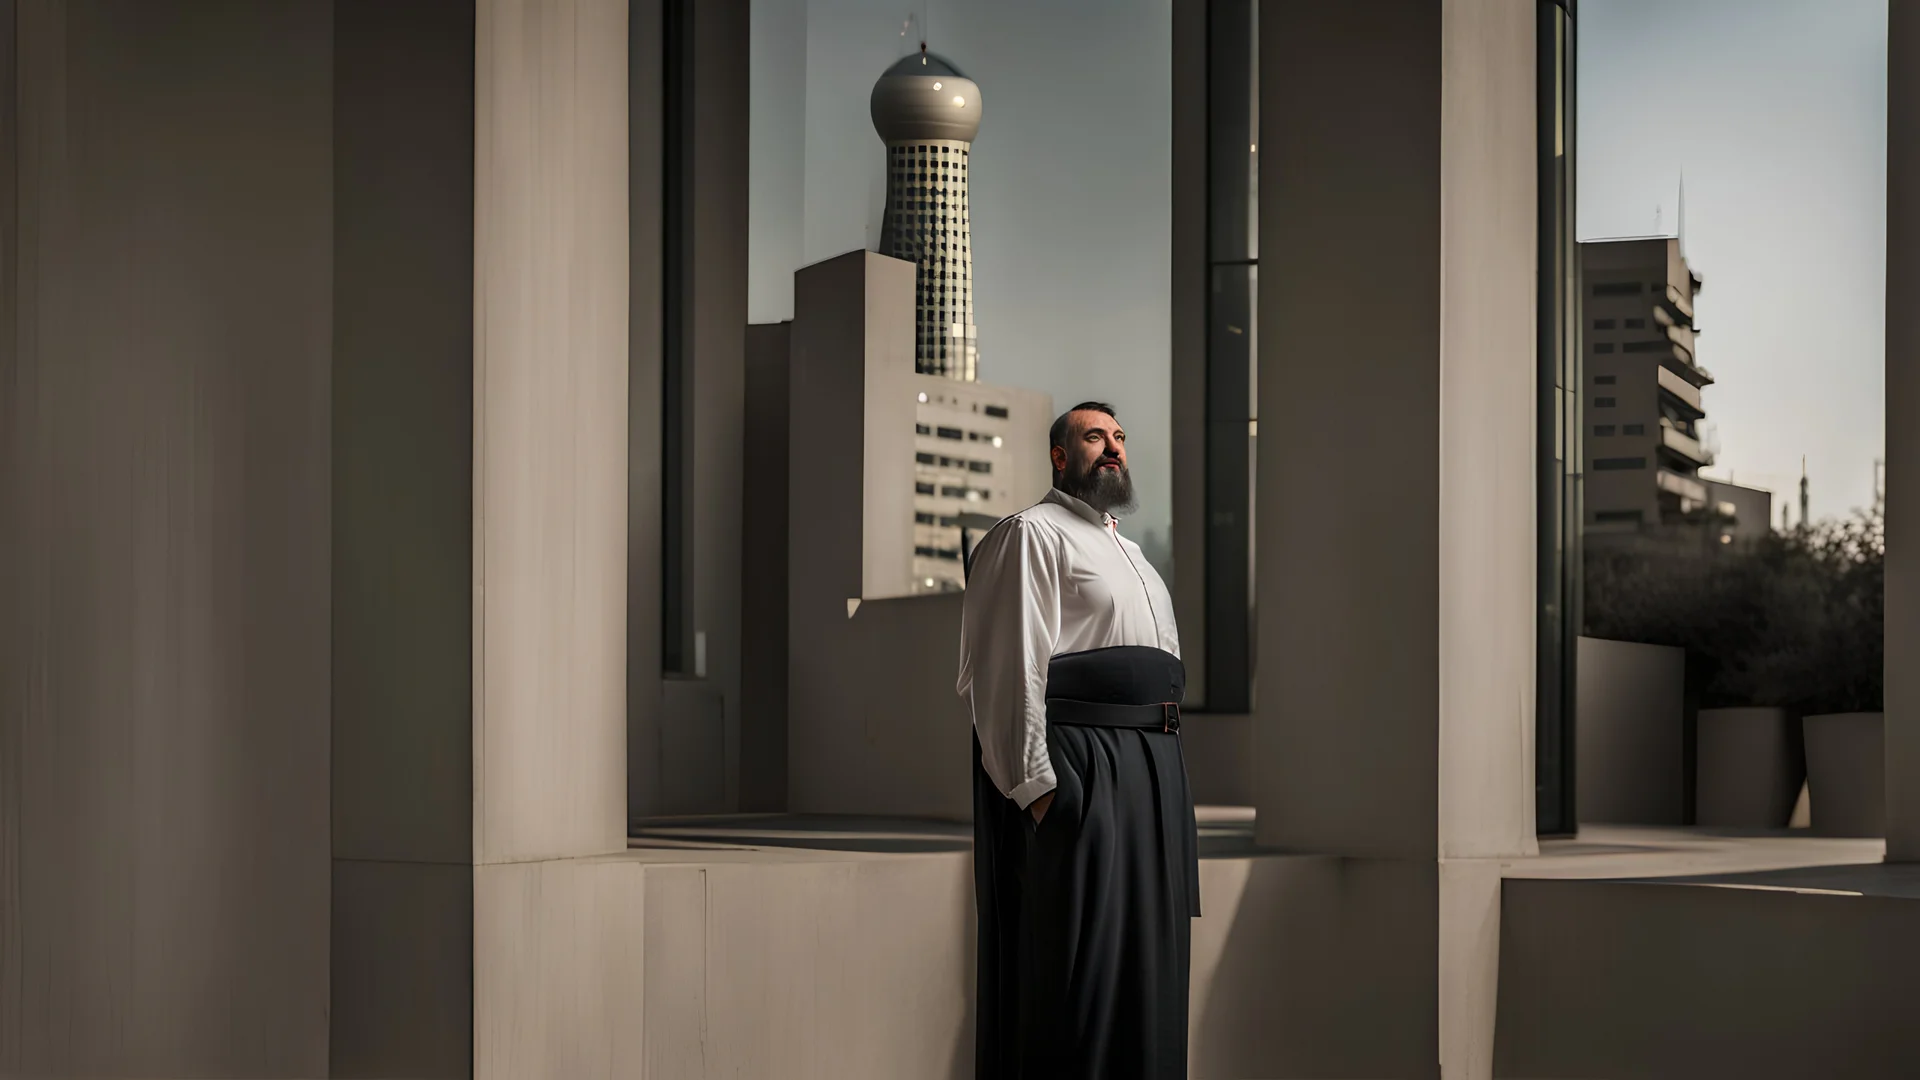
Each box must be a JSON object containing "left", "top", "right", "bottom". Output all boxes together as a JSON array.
[{"left": 1050, "top": 445, "right": 1067, "bottom": 471}]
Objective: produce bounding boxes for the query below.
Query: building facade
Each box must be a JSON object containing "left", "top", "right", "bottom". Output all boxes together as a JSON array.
[
  {"left": 911, "top": 380, "right": 1048, "bottom": 592},
  {"left": 1580, "top": 237, "right": 1731, "bottom": 541}
]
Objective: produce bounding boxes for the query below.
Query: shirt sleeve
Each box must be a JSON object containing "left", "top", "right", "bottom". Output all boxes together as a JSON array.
[{"left": 956, "top": 515, "right": 1062, "bottom": 808}]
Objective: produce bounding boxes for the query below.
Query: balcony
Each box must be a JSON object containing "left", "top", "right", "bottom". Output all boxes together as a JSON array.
[
  {"left": 1656, "top": 366, "right": 1705, "bottom": 416},
  {"left": 1664, "top": 321, "right": 1696, "bottom": 361},
  {"left": 1656, "top": 467, "right": 1708, "bottom": 507},
  {"left": 1659, "top": 423, "right": 1712, "bottom": 468},
  {"left": 1659, "top": 280, "right": 1695, "bottom": 323}
]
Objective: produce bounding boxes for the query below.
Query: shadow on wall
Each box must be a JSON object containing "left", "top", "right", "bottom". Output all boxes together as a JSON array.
[
  {"left": 787, "top": 592, "right": 974, "bottom": 819},
  {"left": 1189, "top": 857, "right": 1438, "bottom": 1079}
]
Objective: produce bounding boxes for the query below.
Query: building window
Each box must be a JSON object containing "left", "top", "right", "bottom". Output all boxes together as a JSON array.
[
  {"left": 968, "top": 460, "right": 992, "bottom": 474},
  {"left": 1622, "top": 341, "right": 1662, "bottom": 353},
  {"left": 1624, "top": 318, "right": 1646, "bottom": 329},
  {"left": 1595, "top": 397, "right": 1616, "bottom": 408},
  {"left": 1594, "top": 425, "right": 1616, "bottom": 436},
  {"left": 936, "top": 426, "right": 962, "bottom": 440},
  {"left": 1593, "top": 318, "right": 1616, "bottom": 330},
  {"left": 940, "top": 485, "right": 968, "bottom": 498},
  {"left": 1623, "top": 423, "right": 1646, "bottom": 435},
  {"left": 915, "top": 423, "right": 931, "bottom": 435},
  {"left": 1594, "top": 343, "right": 1615, "bottom": 354},
  {"left": 916, "top": 482, "right": 936, "bottom": 495},
  {"left": 1593, "top": 457, "right": 1648, "bottom": 471},
  {"left": 1593, "top": 281, "right": 1642, "bottom": 296},
  {"left": 1595, "top": 510, "right": 1644, "bottom": 524},
  {"left": 1201, "top": 0, "right": 1259, "bottom": 714},
  {"left": 916, "top": 452, "right": 935, "bottom": 464},
  {"left": 1594, "top": 375, "right": 1616, "bottom": 385},
  {"left": 915, "top": 512, "right": 936, "bottom": 525}
]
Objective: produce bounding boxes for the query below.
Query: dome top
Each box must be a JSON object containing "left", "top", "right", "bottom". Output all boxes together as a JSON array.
[
  {"left": 871, "top": 50, "right": 981, "bottom": 143},
  {"left": 882, "top": 51, "right": 966, "bottom": 80}
]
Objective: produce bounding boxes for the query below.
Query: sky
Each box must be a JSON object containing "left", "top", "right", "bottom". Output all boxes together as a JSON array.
[
  {"left": 750, "top": 0, "right": 1176, "bottom": 554},
  {"left": 750, "top": 0, "right": 1890, "bottom": 545},
  {"left": 1579, "top": 0, "right": 1888, "bottom": 523}
]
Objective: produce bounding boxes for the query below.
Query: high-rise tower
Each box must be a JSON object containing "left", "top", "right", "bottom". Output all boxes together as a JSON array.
[{"left": 871, "top": 49, "right": 981, "bottom": 380}]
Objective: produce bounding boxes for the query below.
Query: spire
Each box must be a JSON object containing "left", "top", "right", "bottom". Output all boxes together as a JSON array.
[
  {"left": 1799, "top": 456, "right": 1811, "bottom": 529},
  {"left": 1677, "top": 171, "right": 1688, "bottom": 255}
]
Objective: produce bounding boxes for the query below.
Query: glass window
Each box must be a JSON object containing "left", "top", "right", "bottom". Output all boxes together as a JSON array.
[
  {"left": 1593, "top": 457, "right": 1648, "bottom": 471},
  {"left": 1595, "top": 397, "right": 1617, "bottom": 408},
  {"left": 1594, "top": 425, "right": 1617, "bottom": 436}
]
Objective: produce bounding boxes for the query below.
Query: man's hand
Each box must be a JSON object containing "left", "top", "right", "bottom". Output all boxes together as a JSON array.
[{"left": 1029, "top": 791, "right": 1055, "bottom": 825}]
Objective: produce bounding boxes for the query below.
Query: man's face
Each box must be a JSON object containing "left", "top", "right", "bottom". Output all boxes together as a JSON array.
[{"left": 1051, "top": 409, "right": 1136, "bottom": 516}]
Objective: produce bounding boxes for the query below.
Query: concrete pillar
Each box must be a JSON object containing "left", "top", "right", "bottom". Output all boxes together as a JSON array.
[
  {"left": 0, "top": 2, "right": 333, "bottom": 1074},
  {"left": 1255, "top": 0, "right": 1536, "bottom": 1074},
  {"left": 470, "top": 0, "right": 630, "bottom": 866},
  {"left": 1170, "top": 0, "right": 1209, "bottom": 707},
  {"left": 329, "top": 1, "right": 477, "bottom": 1074},
  {"left": 1887, "top": 0, "right": 1920, "bottom": 862}
]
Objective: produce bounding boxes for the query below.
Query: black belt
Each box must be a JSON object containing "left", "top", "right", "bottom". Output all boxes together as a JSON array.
[{"left": 1045, "top": 698, "right": 1181, "bottom": 733}]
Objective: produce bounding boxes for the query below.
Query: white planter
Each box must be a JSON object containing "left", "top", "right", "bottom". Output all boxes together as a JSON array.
[
  {"left": 1802, "top": 712, "right": 1884, "bottom": 838},
  {"left": 1695, "top": 707, "right": 1804, "bottom": 829}
]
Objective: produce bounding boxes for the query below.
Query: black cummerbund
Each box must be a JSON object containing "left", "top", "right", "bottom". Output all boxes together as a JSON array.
[{"left": 1044, "top": 646, "right": 1185, "bottom": 730}]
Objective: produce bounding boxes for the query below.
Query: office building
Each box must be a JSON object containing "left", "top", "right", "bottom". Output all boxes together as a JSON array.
[
  {"left": 911, "top": 379, "right": 1050, "bottom": 592},
  {"left": 1581, "top": 236, "right": 1767, "bottom": 547}
]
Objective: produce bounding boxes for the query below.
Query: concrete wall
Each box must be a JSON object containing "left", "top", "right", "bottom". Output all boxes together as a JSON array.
[
  {"left": 329, "top": 1, "right": 477, "bottom": 1074},
  {"left": 1577, "top": 636, "right": 1688, "bottom": 826},
  {"left": 0, "top": 3, "right": 333, "bottom": 1074},
  {"left": 786, "top": 252, "right": 976, "bottom": 819},
  {"left": 1498, "top": 877, "right": 1920, "bottom": 1078},
  {"left": 1886, "top": 0, "right": 1919, "bottom": 862}
]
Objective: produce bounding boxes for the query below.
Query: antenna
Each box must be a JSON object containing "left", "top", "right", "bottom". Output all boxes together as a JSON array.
[{"left": 1677, "top": 171, "right": 1687, "bottom": 253}]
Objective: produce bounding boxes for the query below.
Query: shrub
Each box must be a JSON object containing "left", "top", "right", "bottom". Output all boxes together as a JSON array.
[{"left": 1582, "top": 508, "right": 1883, "bottom": 714}]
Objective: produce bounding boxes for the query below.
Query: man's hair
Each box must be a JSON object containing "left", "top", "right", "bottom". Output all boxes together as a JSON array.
[{"left": 1049, "top": 401, "right": 1119, "bottom": 453}]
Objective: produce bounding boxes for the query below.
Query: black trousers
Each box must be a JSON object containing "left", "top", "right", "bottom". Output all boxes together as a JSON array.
[{"left": 973, "top": 646, "right": 1201, "bottom": 1080}]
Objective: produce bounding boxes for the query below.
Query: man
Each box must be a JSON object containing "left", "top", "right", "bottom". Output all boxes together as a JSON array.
[{"left": 957, "top": 401, "right": 1199, "bottom": 1080}]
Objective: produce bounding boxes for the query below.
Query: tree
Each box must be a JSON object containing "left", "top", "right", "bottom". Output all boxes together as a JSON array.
[{"left": 1583, "top": 508, "right": 1883, "bottom": 714}]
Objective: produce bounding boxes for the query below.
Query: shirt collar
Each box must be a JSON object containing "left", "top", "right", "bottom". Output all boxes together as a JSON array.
[{"left": 1045, "top": 487, "right": 1116, "bottom": 529}]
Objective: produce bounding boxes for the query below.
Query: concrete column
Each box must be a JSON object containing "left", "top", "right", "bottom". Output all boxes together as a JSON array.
[
  {"left": 329, "top": 1, "right": 477, "bottom": 1074},
  {"left": 470, "top": 0, "right": 630, "bottom": 866},
  {"left": 1887, "top": 0, "right": 1920, "bottom": 862},
  {"left": 1, "top": 3, "right": 332, "bottom": 1074},
  {"left": 1170, "top": 0, "right": 1209, "bottom": 707},
  {"left": 687, "top": 0, "right": 751, "bottom": 813},
  {"left": 1255, "top": 0, "right": 1536, "bottom": 1074},
  {"left": 468, "top": 4, "right": 637, "bottom": 1075}
]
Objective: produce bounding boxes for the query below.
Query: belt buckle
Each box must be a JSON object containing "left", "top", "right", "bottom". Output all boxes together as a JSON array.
[{"left": 1161, "top": 702, "right": 1180, "bottom": 733}]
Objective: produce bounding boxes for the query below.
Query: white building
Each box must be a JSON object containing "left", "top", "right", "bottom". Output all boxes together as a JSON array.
[{"left": 910, "top": 378, "right": 1050, "bottom": 593}]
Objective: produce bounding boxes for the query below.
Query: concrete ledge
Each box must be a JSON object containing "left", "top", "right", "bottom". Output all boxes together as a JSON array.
[{"left": 1496, "top": 864, "right": 1920, "bottom": 1079}]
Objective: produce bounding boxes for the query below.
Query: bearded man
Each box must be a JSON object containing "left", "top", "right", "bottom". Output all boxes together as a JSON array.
[{"left": 957, "top": 401, "right": 1199, "bottom": 1080}]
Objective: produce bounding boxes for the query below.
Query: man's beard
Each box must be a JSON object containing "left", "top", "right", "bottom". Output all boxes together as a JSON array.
[{"left": 1056, "top": 456, "right": 1137, "bottom": 517}]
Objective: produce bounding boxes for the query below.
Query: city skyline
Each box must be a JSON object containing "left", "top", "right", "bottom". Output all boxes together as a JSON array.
[
  {"left": 1579, "top": 0, "right": 1888, "bottom": 523},
  {"left": 750, "top": 0, "right": 1175, "bottom": 560}
]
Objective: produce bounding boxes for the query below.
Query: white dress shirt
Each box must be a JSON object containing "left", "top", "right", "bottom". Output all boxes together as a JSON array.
[{"left": 957, "top": 487, "right": 1181, "bottom": 808}]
